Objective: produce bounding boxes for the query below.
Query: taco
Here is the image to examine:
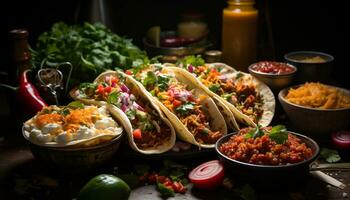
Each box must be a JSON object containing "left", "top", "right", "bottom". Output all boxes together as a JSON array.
[
  {"left": 169, "top": 62, "right": 275, "bottom": 127},
  {"left": 132, "top": 64, "right": 228, "bottom": 148},
  {"left": 23, "top": 104, "right": 123, "bottom": 147},
  {"left": 70, "top": 71, "right": 176, "bottom": 154}
]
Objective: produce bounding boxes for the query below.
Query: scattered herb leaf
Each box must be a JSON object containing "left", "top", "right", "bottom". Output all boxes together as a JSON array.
[
  {"left": 67, "top": 101, "right": 84, "bottom": 109},
  {"left": 157, "top": 182, "right": 175, "bottom": 197},
  {"left": 175, "top": 102, "right": 195, "bottom": 116},
  {"left": 209, "top": 84, "right": 221, "bottom": 93},
  {"left": 107, "top": 92, "right": 120, "bottom": 105},
  {"left": 320, "top": 148, "right": 341, "bottom": 163}
]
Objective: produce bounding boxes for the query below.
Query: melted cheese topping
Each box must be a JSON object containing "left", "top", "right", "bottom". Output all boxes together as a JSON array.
[{"left": 25, "top": 105, "right": 121, "bottom": 145}]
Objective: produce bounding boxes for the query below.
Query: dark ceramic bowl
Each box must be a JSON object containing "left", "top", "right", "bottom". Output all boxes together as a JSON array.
[
  {"left": 248, "top": 62, "right": 297, "bottom": 91},
  {"left": 278, "top": 85, "right": 350, "bottom": 139},
  {"left": 215, "top": 131, "right": 319, "bottom": 188},
  {"left": 24, "top": 129, "right": 123, "bottom": 174},
  {"left": 284, "top": 51, "right": 334, "bottom": 84}
]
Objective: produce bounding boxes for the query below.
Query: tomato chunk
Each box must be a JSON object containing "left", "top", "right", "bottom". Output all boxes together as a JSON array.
[{"left": 133, "top": 129, "right": 142, "bottom": 139}]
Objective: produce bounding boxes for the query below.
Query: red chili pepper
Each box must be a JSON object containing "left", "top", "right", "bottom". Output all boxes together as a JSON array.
[
  {"left": 17, "top": 70, "right": 48, "bottom": 114},
  {"left": 0, "top": 70, "right": 48, "bottom": 115}
]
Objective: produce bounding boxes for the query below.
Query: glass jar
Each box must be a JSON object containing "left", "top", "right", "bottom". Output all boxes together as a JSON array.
[{"left": 222, "top": 0, "right": 258, "bottom": 71}]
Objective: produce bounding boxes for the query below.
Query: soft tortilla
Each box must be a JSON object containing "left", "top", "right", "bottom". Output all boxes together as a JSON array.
[
  {"left": 167, "top": 64, "right": 275, "bottom": 127},
  {"left": 77, "top": 71, "right": 177, "bottom": 154},
  {"left": 135, "top": 67, "right": 228, "bottom": 148}
]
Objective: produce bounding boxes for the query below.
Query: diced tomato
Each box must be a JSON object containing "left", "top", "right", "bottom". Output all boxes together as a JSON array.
[
  {"left": 125, "top": 70, "right": 133, "bottom": 75},
  {"left": 172, "top": 99, "right": 182, "bottom": 107},
  {"left": 168, "top": 89, "right": 174, "bottom": 98},
  {"left": 198, "top": 66, "right": 206, "bottom": 72},
  {"left": 133, "top": 129, "right": 142, "bottom": 139},
  {"left": 157, "top": 176, "right": 171, "bottom": 184},
  {"left": 172, "top": 181, "right": 181, "bottom": 192},
  {"left": 97, "top": 84, "right": 104, "bottom": 94},
  {"left": 104, "top": 86, "right": 112, "bottom": 93},
  {"left": 110, "top": 77, "right": 119, "bottom": 84}
]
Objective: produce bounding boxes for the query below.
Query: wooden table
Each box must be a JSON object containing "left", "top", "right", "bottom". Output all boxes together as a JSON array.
[{"left": 0, "top": 129, "right": 349, "bottom": 200}]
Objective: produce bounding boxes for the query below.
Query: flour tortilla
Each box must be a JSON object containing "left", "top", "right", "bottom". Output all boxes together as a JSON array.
[
  {"left": 135, "top": 67, "right": 228, "bottom": 148},
  {"left": 167, "top": 64, "right": 275, "bottom": 127},
  {"left": 71, "top": 71, "right": 176, "bottom": 154}
]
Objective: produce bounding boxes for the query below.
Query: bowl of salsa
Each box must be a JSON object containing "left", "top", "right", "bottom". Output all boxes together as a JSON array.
[
  {"left": 215, "top": 125, "right": 319, "bottom": 187},
  {"left": 248, "top": 61, "right": 297, "bottom": 90}
]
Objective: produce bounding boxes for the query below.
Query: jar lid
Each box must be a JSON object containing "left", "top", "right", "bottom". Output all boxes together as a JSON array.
[
  {"left": 331, "top": 131, "right": 350, "bottom": 150},
  {"left": 205, "top": 50, "right": 222, "bottom": 63}
]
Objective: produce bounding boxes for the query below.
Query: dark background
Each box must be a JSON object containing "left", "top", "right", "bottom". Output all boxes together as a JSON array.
[
  {"left": 0, "top": 0, "right": 348, "bottom": 131},
  {"left": 0, "top": 0, "right": 348, "bottom": 87}
]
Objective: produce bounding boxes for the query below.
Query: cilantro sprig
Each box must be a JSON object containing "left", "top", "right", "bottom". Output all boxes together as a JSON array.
[{"left": 244, "top": 125, "right": 288, "bottom": 144}]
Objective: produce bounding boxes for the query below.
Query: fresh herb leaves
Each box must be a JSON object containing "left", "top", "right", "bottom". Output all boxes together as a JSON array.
[
  {"left": 107, "top": 92, "right": 120, "bottom": 105},
  {"left": 209, "top": 84, "right": 221, "bottom": 93},
  {"left": 320, "top": 148, "right": 341, "bottom": 163},
  {"left": 244, "top": 125, "right": 288, "bottom": 144},
  {"left": 67, "top": 101, "right": 84, "bottom": 109},
  {"left": 268, "top": 125, "right": 288, "bottom": 144},
  {"left": 175, "top": 102, "right": 195, "bottom": 116},
  {"left": 244, "top": 125, "right": 264, "bottom": 139},
  {"left": 142, "top": 71, "right": 157, "bottom": 87},
  {"left": 31, "top": 22, "right": 149, "bottom": 88},
  {"left": 142, "top": 71, "right": 170, "bottom": 92},
  {"left": 177, "top": 55, "right": 205, "bottom": 67}
]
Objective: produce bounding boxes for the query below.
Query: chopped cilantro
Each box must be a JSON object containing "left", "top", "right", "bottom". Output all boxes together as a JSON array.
[
  {"left": 221, "top": 93, "right": 233, "bottom": 101},
  {"left": 175, "top": 102, "right": 195, "bottom": 116},
  {"left": 157, "top": 74, "right": 170, "bottom": 91},
  {"left": 177, "top": 55, "right": 205, "bottom": 67},
  {"left": 126, "top": 109, "right": 137, "bottom": 120},
  {"left": 142, "top": 71, "right": 157, "bottom": 87},
  {"left": 209, "top": 84, "right": 221, "bottom": 93},
  {"left": 107, "top": 92, "right": 120, "bottom": 105}
]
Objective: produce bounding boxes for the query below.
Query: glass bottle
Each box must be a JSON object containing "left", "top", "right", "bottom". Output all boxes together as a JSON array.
[
  {"left": 8, "top": 29, "right": 31, "bottom": 83},
  {"left": 222, "top": 0, "right": 258, "bottom": 71}
]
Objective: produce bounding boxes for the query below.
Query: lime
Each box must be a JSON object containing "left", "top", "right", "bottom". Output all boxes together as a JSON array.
[{"left": 77, "top": 174, "right": 131, "bottom": 200}]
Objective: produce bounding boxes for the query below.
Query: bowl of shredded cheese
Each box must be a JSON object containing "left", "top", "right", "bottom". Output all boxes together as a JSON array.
[{"left": 278, "top": 82, "right": 350, "bottom": 139}]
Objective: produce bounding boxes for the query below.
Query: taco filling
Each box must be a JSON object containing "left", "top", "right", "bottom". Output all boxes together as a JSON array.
[
  {"left": 135, "top": 68, "right": 223, "bottom": 144},
  {"left": 184, "top": 64, "right": 264, "bottom": 124},
  {"left": 78, "top": 74, "right": 171, "bottom": 149}
]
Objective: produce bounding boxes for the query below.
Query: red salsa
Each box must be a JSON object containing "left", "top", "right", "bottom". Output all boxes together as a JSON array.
[
  {"left": 219, "top": 127, "right": 313, "bottom": 165},
  {"left": 251, "top": 61, "right": 295, "bottom": 74}
]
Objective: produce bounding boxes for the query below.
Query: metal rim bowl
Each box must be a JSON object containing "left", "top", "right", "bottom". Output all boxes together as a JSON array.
[
  {"left": 248, "top": 62, "right": 297, "bottom": 91},
  {"left": 278, "top": 84, "right": 350, "bottom": 139},
  {"left": 215, "top": 131, "right": 319, "bottom": 188},
  {"left": 23, "top": 127, "right": 124, "bottom": 174},
  {"left": 284, "top": 51, "right": 334, "bottom": 83}
]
